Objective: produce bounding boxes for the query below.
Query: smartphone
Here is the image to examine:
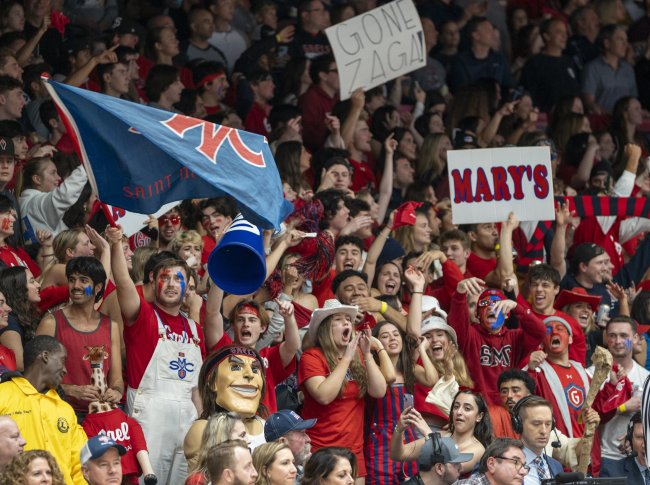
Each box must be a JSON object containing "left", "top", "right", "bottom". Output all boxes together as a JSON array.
[
  {"left": 356, "top": 312, "right": 377, "bottom": 331},
  {"left": 403, "top": 393, "right": 414, "bottom": 409}
]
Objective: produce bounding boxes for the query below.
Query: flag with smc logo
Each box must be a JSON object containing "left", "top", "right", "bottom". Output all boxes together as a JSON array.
[{"left": 43, "top": 78, "right": 292, "bottom": 229}]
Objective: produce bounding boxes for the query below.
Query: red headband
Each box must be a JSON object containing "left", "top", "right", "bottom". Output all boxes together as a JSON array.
[
  {"left": 198, "top": 72, "right": 225, "bottom": 87},
  {"left": 238, "top": 304, "right": 259, "bottom": 318},
  {"left": 204, "top": 345, "right": 264, "bottom": 381}
]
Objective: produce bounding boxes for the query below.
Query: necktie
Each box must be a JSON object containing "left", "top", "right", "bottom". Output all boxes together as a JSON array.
[
  {"left": 534, "top": 456, "right": 549, "bottom": 481},
  {"left": 644, "top": 469, "right": 650, "bottom": 485}
]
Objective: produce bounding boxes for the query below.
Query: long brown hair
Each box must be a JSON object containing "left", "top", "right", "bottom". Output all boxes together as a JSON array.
[
  {"left": 372, "top": 320, "right": 416, "bottom": 393},
  {"left": 316, "top": 315, "right": 368, "bottom": 397}
]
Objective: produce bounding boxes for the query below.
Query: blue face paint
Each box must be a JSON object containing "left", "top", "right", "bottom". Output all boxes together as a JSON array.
[
  {"left": 177, "top": 271, "right": 186, "bottom": 301},
  {"left": 85, "top": 286, "right": 93, "bottom": 297},
  {"left": 625, "top": 338, "right": 633, "bottom": 350},
  {"left": 490, "top": 311, "right": 505, "bottom": 330},
  {"left": 546, "top": 325, "right": 553, "bottom": 335}
]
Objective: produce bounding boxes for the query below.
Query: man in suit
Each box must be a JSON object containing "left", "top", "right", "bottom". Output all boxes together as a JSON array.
[
  {"left": 601, "top": 412, "right": 646, "bottom": 482},
  {"left": 512, "top": 396, "right": 563, "bottom": 484}
]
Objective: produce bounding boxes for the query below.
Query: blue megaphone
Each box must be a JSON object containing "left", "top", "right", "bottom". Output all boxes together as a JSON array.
[{"left": 207, "top": 214, "right": 267, "bottom": 295}]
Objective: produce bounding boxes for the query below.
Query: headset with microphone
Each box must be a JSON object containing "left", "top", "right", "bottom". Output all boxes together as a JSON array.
[{"left": 511, "top": 396, "right": 561, "bottom": 449}]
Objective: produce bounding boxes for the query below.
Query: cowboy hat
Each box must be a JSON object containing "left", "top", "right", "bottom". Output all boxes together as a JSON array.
[
  {"left": 307, "top": 299, "right": 358, "bottom": 340},
  {"left": 554, "top": 287, "right": 601, "bottom": 313}
]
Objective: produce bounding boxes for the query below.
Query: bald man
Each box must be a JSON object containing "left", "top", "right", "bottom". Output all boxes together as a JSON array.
[{"left": 0, "top": 415, "right": 25, "bottom": 470}]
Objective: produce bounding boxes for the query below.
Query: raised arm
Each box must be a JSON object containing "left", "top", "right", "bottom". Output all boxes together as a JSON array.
[
  {"left": 360, "top": 330, "right": 388, "bottom": 398},
  {"left": 390, "top": 407, "right": 430, "bottom": 460},
  {"left": 370, "top": 336, "right": 396, "bottom": 384},
  {"left": 265, "top": 229, "right": 306, "bottom": 279},
  {"left": 363, "top": 210, "right": 395, "bottom": 284},
  {"left": 106, "top": 226, "right": 141, "bottom": 325},
  {"left": 550, "top": 202, "right": 570, "bottom": 279},
  {"left": 15, "top": 16, "right": 50, "bottom": 66},
  {"left": 376, "top": 136, "right": 396, "bottom": 224},
  {"left": 495, "top": 212, "right": 518, "bottom": 283},
  {"left": 341, "top": 89, "right": 365, "bottom": 148},
  {"left": 403, "top": 266, "right": 426, "bottom": 338},
  {"left": 86, "top": 225, "right": 111, "bottom": 282},
  {"left": 448, "top": 277, "right": 485, "bottom": 350},
  {"left": 64, "top": 45, "right": 119, "bottom": 87},
  {"left": 204, "top": 281, "right": 225, "bottom": 350},
  {"left": 414, "top": 338, "right": 439, "bottom": 387},
  {"left": 276, "top": 299, "right": 301, "bottom": 367}
]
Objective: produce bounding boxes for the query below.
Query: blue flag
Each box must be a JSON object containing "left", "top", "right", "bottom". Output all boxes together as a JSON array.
[{"left": 44, "top": 79, "right": 292, "bottom": 229}]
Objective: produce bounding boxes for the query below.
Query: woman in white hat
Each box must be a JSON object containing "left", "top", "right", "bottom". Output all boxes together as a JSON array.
[{"left": 298, "top": 299, "right": 388, "bottom": 483}]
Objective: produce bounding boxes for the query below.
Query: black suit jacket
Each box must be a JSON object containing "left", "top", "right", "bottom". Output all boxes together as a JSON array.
[{"left": 600, "top": 456, "right": 644, "bottom": 484}]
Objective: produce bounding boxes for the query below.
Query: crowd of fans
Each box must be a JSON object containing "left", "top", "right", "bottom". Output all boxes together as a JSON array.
[{"left": 1, "top": 0, "right": 650, "bottom": 484}]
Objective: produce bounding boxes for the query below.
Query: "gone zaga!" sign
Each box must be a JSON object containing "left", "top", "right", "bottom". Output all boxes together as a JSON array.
[{"left": 325, "top": 0, "right": 425, "bottom": 100}]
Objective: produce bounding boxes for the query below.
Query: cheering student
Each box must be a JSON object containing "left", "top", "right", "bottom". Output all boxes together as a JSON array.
[{"left": 106, "top": 225, "right": 206, "bottom": 485}]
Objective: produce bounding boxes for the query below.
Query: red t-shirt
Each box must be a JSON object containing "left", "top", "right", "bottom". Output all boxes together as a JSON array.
[
  {"left": 83, "top": 408, "right": 148, "bottom": 484},
  {"left": 123, "top": 297, "right": 206, "bottom": 389},
  {"left": 244, "top": 102, "right": 271, "bottom": 138},
  {"left": 213, "top": 334, "right": 295, "bottom": 414},
  {"left": 349, "top": 158, "right": 377, "bottom": 192},
  {"left": 0, "top": 245, "right": 41, "bottom": 277},
  {"left": 466, "top": 252, "right": 496, "bottom": 280},
  {"left": 0, "top": 344, "right": 16, "bottom": 375},
  {"left": 312, "top": 269, "right": 335, "bottom": 307},
  {"left": 201, "top": 235, "right": 216, "bottom": 267},
  {"left": 298, "top": 347, "right": 366, "bottom": 476}
]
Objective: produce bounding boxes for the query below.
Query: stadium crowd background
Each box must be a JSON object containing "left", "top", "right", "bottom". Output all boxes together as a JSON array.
[{"left": 1, "top": 0, "right": 650, "bottom": 484}]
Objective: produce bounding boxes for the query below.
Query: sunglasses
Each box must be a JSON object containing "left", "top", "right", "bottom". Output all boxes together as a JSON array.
[{"left": 159, "top": 215, "right": 181, "bottom": 225}]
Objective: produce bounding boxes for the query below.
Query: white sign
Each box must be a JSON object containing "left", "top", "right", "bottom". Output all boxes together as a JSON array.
[
  {"left": 325, "top": 0, "right": 425, "bottom": 100},
  {"left": 448, "top": 147, "right": 555, "bottom": 224},
  {"left": 103, "top": 201, "right": 181, "bottom": 237}
]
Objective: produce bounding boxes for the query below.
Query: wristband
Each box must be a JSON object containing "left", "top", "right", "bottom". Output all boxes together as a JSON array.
[
  {"left": 412, "top": 291, "right": 423, "bottom": 294},
  {"left": 619, "top": 404, "right": 626, "bottom": 414},
  {"left": 380, "top": 301, "right": 387, "bottom": 315}
]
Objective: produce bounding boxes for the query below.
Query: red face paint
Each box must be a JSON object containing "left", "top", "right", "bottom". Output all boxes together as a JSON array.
[
  {"left": 1, "top": 217, "right": 10, "bottom": 232},
  {"left": 157, "top": 270, "right": 172, "bottom": 298}
]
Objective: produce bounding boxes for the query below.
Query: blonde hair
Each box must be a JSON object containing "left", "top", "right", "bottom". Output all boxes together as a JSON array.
[
  {"left": 429, "top": 340, "right": 474, "bottom": 389},
  {"left": 316, "top": 315, "right": 368, "bottom": 396},
  {"left": 130, "top": 246, "right": 158, "bottom": 283},
  {"left": 53, "top": 227, "right": 86, "bottom": 263},
  {"left": 417, "top": 133, "right": 448, "bottom": 181},
  {"left": 193, "top": 412, "right": 244, "bottom": 474},
  {"left": 392, "top": 212, "right": 430, "bottom": 254},
  {"left": 39, "top": 227, "right": 85, "bottom": 281},
  {"left": 169, "top": 230, "right": 204, "bottom": 255},
  {"left": 253, "top": 442, "right": 292, "bottom": 485}
]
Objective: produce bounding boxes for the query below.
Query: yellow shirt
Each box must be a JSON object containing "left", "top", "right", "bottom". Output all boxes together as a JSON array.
[{"left": 0, "top": 377, "right": 87, "bottom": 485}]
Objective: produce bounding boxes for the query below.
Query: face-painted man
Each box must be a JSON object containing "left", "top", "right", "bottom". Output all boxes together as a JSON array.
[
  {"left": 454, "top": 277, "right": 546, "bottom": 406},
  {"left": 107, "top": 222, "right": 205, "bottom": 485},
  {"left": 477, "top": 289, "right": 508, "bottom": 333},
  {"left": 542, "top": 317, "right": 573, "bottom": 361}
]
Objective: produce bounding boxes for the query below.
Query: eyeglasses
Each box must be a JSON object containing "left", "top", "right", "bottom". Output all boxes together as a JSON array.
[
  {"left": 495, "top": 456, "right": 530, "bottom": 474},
  {"left": 328, "top": 68, "right": 338, "bottom": 73}
]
